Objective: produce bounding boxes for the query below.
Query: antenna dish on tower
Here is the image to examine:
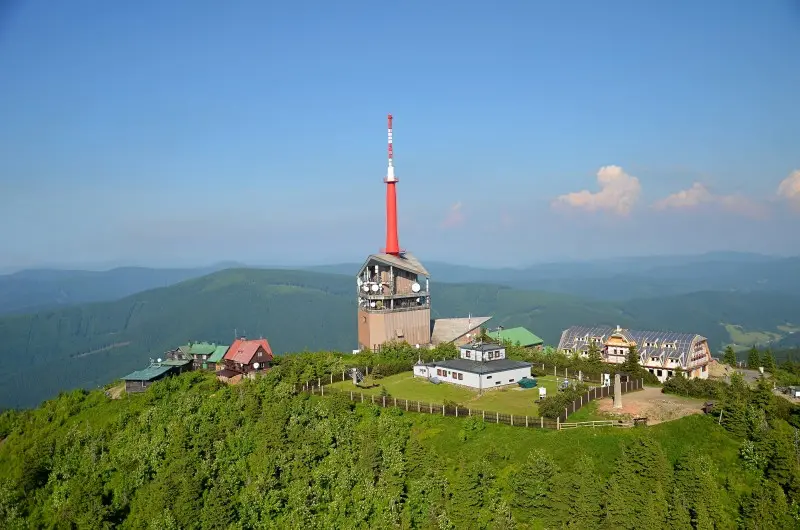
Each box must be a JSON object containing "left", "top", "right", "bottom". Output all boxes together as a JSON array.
[
  {"left": 156, "top": 358, "right": 162, "bottom": 363},
  {"left": 371, "top": 283, "right": 380, "bottom": 292},
  {"left": 362, "top": 284, "right": 370, "bottom": 292},
  {"left": 411, "top": 282, "right": 421, "bottom": 293}
]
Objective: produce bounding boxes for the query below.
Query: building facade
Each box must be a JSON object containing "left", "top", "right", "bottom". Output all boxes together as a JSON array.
[
  {"left": 557, "top": 325, "right": 712, "bottom": 383},
  {"left": 357, "top": 253, "right": 432, "bottom": 351},
  {"left": 414, "top": 342, "right": 532, "bottom": 390}
]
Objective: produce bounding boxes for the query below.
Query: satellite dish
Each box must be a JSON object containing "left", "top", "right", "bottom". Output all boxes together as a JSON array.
[
  {"left": 370, "top": 301, "right": 377, "bottom": 307},
  {"left": 253, "top": 362, "right": 260, "bottom": 369},
  {"left": 157, "top": 358, "right": 162, "bottom": 363},
  {"left": 371, "top": 283, "right": 380, "bottom": 292},
  {"left": 362, "top": 284, "right": 370, "bottom": 292},
  {"left": 356, "top": 278, "right": 363, "bottom": 286},
  {"left": 411, "top": 282, "right": 421, "bottom": 293}
]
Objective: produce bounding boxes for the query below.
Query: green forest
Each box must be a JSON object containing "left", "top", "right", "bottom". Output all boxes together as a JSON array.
[
  {"left": 1, "top": 346, "right": 799, "bottom": 529},
  {"left": 2, "top": 268, "right": 800, "bottom": 409}
]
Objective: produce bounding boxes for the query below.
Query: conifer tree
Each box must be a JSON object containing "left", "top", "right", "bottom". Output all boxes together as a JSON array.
[
  {"left": 512, "top": 450, "right": 558, "bottom": 516},
  {"left": 622, "top": 344, "right": 640, "bottom": 374},
  {"left": 586, "top": 342, "right": 603, "bottom": 371},
  {"left": 722, "top": 345, "right": 737, "bottom": 367},
  {"left": 762, "top": 349, "right": 777, "bottom": 373},
  {"left": 747, "top": 346, "right": 761, "bottom": 369}
]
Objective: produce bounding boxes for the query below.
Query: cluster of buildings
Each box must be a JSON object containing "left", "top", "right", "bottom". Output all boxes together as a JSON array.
[
  {"left": 353, "top": 114, "right": 712, "bottom": 388},
  {"left": 121, "top": 337, "right": 273, "bottom": 393},
  {"left": 124, "top": 114, "right": 714, "bottom": 397}
]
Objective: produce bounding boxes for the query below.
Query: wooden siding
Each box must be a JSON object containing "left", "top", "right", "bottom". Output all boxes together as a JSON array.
[{"left": 358, "top": 307, "right": 431, "bottom": 350}]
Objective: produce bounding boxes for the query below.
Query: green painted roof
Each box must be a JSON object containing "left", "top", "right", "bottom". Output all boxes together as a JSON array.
[
  {"left": 208, "top": 345, "right": 229, "bottom": 363},
  {"left": 487, "top": 327, "right": 544, "bottom": 347},
  {"left": 121, "top": 364, "right": 173, "bottom": 381},
  {"left": 160, "top": 359, "right": 191, "bottom": 367},
  {"left": 183, "top": 342, "right": 218, "bottom": 355}
]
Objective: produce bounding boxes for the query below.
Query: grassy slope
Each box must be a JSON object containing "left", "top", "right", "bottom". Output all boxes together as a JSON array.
[
  {"left": 329, "top": 372, "right": 559, "bottom": 416},
  {"left": 1, "top": 267, "right": 800, "bottom": 408}
]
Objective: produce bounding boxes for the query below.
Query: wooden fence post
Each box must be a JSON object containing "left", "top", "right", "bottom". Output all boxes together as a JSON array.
[
  {"left": 405, "top": 399, "right": 409, "bottom": 411},
  {"left": 361, "top": 392, "right": 364, "bottom": 402},
  {"left": 540, "top": 416, "right": 544, "bottom": 428},
  {"left": 321, "top": 385, "right": 324, "bottom": 396},
  {"left": 496, "top": 412, "right": 499, "bottom": 423},
  {"left": 455, "top": 406, "right": 458, "bottom": 417},
  {"left": 350, "top": 391, "right": 353, "bottom": 400},
  {"left": 482, "top": 410, "right": 485, "bottom": 421},
  {"left": 430, "top": 403, "right": 433, "bottom": 413},
  {"left": 468, "top": 408, "right": 471, "bottom": 416},
  {"left": 511, "top": 414, "right": 514, "bottom": 426},
  {"left": 417, "top": 401, "right": 420, "bottom": 412},
  {"left": 557, "top": 417, "right": 560, "bottom": 430},
  {"left": 526, "top": 415, "right": 529, "bottom": 427},
  {"left": 330, "top": 373, "right": 333, "bottom": 384},
  {"left": 394, "top": 397, "right": 397, "bottom": 407}
]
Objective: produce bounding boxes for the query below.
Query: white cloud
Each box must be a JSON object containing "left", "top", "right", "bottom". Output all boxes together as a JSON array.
[
  {"left": 553, "top": 165, "right": 641, "bottom": 216},
  {"left": 441, "top": 201, "right": 465, "bottom": 228},
  {"left": 653, "top": 182, "right": 766, "bottom": 218},
  {"left": 777, "top": 170, "right": 800, "bottom": 211}
]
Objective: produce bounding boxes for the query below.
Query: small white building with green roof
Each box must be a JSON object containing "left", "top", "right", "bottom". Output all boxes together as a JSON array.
[{"left": 487, "top": 326, "right": 544, "bottom": 349}]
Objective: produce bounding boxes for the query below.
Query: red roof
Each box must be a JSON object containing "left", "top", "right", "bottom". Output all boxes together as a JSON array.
[{"left": 224, "top": 338, "right": 273, "bottom": 365}]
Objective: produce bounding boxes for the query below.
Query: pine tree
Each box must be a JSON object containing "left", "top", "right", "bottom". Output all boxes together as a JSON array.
[
  {"left": 622, "top": 345, "right": 640, "bottom": 375},
  {"left": 586, "top": 342, "right": 603, "bottom": 371},
  {"left": 762, "top": 349, "right": 777, "bottom": 373},
  {"left": 722, "top": 345, "right": 737, "bottom": 367},
  {"left": 560, "top": 454, "right": 603, "bottom": 529},
  {"left": 747, "top": 346, "right": 761, "bottom": 369},
  {"left": 512, "top": 450, "right": 558, "bottom": 516}
]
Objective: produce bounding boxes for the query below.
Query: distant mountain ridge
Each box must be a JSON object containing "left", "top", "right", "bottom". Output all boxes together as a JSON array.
[
  {"left": 0, "top": 266, "right": 799, "bottom": 409},
  {"left": 0, "top": 263, "right": 244, "bottom": 315}
]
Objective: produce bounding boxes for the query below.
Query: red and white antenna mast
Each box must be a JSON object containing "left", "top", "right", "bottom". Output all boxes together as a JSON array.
[{"left": 383, "top": 113, "right": 401, "bottom": 255}]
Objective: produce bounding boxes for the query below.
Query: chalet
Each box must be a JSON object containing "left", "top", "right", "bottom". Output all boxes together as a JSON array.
[
  {"left": 557, "top": 325, "right": 712, "bottom": 383},
  {"left": 217, "top": 337, "right": 273, "bottom": 381},
  {"left": 206, "top": 345, "right": 229, "bottom": 371},
  {"left": 180, "top": 341, "right": 225, "bottom": 370},
  {"left": 413, "top": 341, "right": 532, "bottom": 390},
  {"left": 487, "top": 326, "right": 544, "bottom": 350}
]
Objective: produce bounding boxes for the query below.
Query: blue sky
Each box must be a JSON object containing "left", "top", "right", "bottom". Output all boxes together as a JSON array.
[{"left": 1, "top": 0, "right": 799, "bottom": 271}]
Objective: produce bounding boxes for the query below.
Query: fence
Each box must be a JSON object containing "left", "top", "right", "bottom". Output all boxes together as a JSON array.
[
  {"left": 296, "top": 369, "right": 645, "bottom": 430},
  {"left": 306, "top": 383, "right": 560, "bottom": 429},
  {"left": 556, "top": 378, "right": 644, "bottom": 423}
]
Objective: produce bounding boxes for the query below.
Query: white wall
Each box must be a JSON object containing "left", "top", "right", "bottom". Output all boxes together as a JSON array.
[
  {"left": 416, "top": 363, "right": 531, "bottom": 389},
  {"left": 459, "top": 347, "right": 506, "bottom": 362}
]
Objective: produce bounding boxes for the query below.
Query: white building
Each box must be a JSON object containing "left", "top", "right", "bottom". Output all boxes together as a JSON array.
[
  {"left": 413, "top": 341, "right": 532, "bottom": 390},
  {"left": 557, "top": 325, "right": 712, "bottom": 383}
]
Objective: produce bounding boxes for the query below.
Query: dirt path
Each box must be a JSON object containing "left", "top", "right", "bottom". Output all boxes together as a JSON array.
[
  {"left": 596, "top": 386, "right": 706, "bottom": 425},
  {"left": 106, "top": 383, "right": 125, "bottom": 399}
]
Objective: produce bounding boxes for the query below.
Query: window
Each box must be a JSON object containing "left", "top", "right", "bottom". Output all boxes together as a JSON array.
[
  {"left": 458, "top": 373, "right": 463, "bottom": 380},
  {"left": 668, "top": 371, "right": 673, "bottom": 377},
  {"left": 437, "top": 369, "right": 442, "bottom": 376},
  {"left": 509, "top": 379, "right": 514, "bottom": 383},
  {"left": 702, "top": 365, "right": 707, "bottom": 372},
  {"left": 486, "top": 375, "right": 492, "bottom": 380},
  {"left": 258, "top": 351, "right": 262, "bottom": 357},
  {"left": 452, "top": 372, "right": 457, "bottom": 379},
  {"left": 466, "top": 351, "right": 471, "bottom": 358},
  {"left": 657, "top": 370, "right": 663, "bottom": 377}
]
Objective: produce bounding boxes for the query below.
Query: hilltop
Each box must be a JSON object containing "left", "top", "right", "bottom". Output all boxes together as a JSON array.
[
  {"left": 1, "top": 267, "right": 800, "bottom": 408},
  {"left": 0, "top": 352, "right": 796, "bottom": 528}
]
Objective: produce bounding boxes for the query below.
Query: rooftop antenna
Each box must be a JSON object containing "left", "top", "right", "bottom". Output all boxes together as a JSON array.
[{"left": 382, "top": 114, "right": 402, "bottom": 255}]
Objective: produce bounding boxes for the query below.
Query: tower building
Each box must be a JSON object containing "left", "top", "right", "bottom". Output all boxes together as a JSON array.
[{"left": 356, "top": 115, "right": 432, "bottom": 351}]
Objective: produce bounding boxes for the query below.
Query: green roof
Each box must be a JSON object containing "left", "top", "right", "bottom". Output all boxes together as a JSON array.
[
  {"left": 183, "top": 342, "right": 218, "bottom": 355},
  {"left": 208, "top": 345, "right": 229, "bottom": 363},
  {"left": 160, "top": 359, "right": 191, "bottom": 367},
  {"left": 121, "top": 364, "right": 173, "bottom": 381},
  {"left": 487, "top": 327, "right": 544, "bottom": 347}
]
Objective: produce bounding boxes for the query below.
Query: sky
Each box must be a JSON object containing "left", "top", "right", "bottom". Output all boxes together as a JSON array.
[{"left": 1, "top": 0, "right": 799, "bottom": 271}]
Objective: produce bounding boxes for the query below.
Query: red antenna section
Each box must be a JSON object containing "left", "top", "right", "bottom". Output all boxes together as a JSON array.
[{"left": 383, "top": 113, "right": 401, "bottom": 255}]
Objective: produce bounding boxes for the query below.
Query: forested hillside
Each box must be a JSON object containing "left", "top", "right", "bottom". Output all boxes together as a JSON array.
[
  {"left": 1, "top": 267, "right": 800, "bottom": 409},
  {"left": 0, "top": 350, "right": 797, "bottom": 528},
  {"left": 0, "top": 265, "right": 237, "bottom": 315}
]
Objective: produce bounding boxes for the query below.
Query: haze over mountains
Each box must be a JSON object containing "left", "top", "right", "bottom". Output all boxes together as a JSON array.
[{"left": 0, "top": 252, "right": 799, "bottom": 409}]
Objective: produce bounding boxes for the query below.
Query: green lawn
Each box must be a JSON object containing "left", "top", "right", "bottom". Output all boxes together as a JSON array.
[
  {"left": 723, "top": 323, "right": 782, "bottom": 347},
  {"left": 328, "top": 371, "right": 563, "bottom": 417}
]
